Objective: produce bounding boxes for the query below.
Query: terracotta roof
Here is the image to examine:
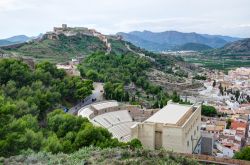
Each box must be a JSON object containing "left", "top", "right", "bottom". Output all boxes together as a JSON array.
[{"left": 231, "top": 120, "right": 247, "bottom": 130}]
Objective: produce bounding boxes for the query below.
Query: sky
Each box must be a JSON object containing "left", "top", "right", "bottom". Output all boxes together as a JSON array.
[{"left": 0, "top": 0, "right": 250, "bottom": 38}]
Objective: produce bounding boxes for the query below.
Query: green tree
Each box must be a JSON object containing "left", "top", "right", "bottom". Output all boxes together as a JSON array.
[
  {"left": 153, "top": 100, "right": 159, "bottom": 108},
  {"left": 226, "top": 119, "right": 232, "bottom": 129},
  {"left": 124, "top": 91, "right": 130, "bottom": 102},
  {"left": 128, "top": 139, "right": 142, "bottom": 149},
  {"left": 62, "top": 77, "right": 93, "bottom": 102},
  {"left": 172, "top": 91, "right": 180, "bottom": 102},
  {"left": 47, "top": 109, "right": 88, "bottom": 138},
  {"left": 75, "top": 125, "right": 112, "bottom": 148},
  {"left": 36, "top": 61, "right": 66, "bottom": 79},
  {"left": 201, "top": 105, "right": 217, "bottom": 117},
  {"left": 22, "top": 129, "right": 43, "bottom": 152},
  {"left": 104, "top": 82, "right": 126, "bottom": 101},
  {"left": 219, "top": 83, "right": 224, "bottom": 95},
  {"left": 43, "top": 133, "right": 63, "bottom": 154},
  {"left": 235, "top": 90, "right": 240, "bottom": 101},
  {"left": 86, "top": 70, "right": 99, "bottom": 81},
  {"left": 234, "top": 147, "right": 250, "bottom": 161},
  {"left": 159, "top": 100, "right": 164, "bottom": 108},
  {"left": 0, "top": 59, "right": 31, "bottom": 86}
]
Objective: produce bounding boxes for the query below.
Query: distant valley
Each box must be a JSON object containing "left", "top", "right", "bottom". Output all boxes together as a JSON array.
[{"left": 183, "top": 38, "right": 250, "bottom": 70}]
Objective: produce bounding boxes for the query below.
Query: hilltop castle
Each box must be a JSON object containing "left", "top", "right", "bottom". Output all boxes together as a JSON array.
[
  {"left": 43, "top": 24, "right": 122, "bottom": 54},
  {"left": 44, "top": 24, "right": 122, "bottom": 41}
]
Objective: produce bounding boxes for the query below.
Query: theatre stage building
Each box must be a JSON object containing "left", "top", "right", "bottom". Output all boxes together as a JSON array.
[{"left": 131, "top": 103, "right": 201, "bottom": 153}]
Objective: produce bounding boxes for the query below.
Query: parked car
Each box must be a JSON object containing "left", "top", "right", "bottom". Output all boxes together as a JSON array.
[{"left": 63, "top": 107, "right": 69, "bottom": 112}]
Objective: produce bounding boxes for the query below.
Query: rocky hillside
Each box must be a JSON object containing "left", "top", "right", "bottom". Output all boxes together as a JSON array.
[
  {"left": 118, "top": 30, "right": 239, "bottom": 51},
  {"left": 0, "top": 26, "right": 157, "bottom": 63},
  {"left": 1, "top": 34, "right": 107, "bottom": 63},
  {"left": 207, "top": 38, "right": 250, "bottom": 56},
  {"left": 222, "top": 38, "right": 250, "bottom": 54}
]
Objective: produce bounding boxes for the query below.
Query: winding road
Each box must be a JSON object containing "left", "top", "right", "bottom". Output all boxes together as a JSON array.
[{"left": 68, "top": 82, "right": 104, "bottom": 115}]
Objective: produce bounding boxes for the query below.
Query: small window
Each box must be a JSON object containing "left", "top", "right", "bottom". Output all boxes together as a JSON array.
[
  {"left": 194, "top": 130, "right": 196, "bottom": 135},
  {"left": 197, "top": 126, "right": 199, "bottom": 131},
  {"left": 187, "top": 141, "right": 189, "bottom": 147}
]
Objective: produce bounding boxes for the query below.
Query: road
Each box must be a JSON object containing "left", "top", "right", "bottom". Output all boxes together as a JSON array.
[{"left": 68, "top": 82, "right": 104, "bottom": 115}]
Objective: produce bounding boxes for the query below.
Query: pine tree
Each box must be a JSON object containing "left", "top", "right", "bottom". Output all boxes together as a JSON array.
[
  {"left": 124, "top": 91, "right": 129, "bottom": 102},
  {"left": 160, "top": 100, "right": 164, "bottom": 108}
]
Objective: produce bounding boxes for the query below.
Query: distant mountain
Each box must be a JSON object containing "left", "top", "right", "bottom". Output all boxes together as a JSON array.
[
  {"left": 175, "top": 43, "right": 212, "bottom": 51},
  {"left": 0, "top": 35, "right": 30, "bottom": 46},
  {"left": 223, "top": 38, "right": 250, "bottom": 53},
  {"left": 209, "top": 38, "right": 250, "bottom": 56},
  {"left": 5, "top": 35, "right": 30, "bottom": 43},
  {"left": 200, "top": 34, "right": 240, "bottom": 43},
  {"left": 117, "top": 31, "right": 240, "bottom": 52},
  {"left": 0, "top": 40, "right": 14, "bottom": 47}
]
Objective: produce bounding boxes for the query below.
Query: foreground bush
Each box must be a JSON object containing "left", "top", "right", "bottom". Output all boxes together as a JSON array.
[{"left": 1, "top": 147, "right": 200, "bottom": 165}]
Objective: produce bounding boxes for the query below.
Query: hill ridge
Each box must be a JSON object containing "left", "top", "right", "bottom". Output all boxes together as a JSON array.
[{"left": 118, "top": 30, "right": 240, "bottom": 51}]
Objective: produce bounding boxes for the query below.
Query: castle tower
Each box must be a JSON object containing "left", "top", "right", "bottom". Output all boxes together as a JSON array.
[{"left": 62, "top": 24, "right": 67, "bottom": 29}]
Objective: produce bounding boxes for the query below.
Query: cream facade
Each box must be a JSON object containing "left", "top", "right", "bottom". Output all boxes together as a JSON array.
[{"left": 131, "top": 103, "right": 201, "bottom": 153}]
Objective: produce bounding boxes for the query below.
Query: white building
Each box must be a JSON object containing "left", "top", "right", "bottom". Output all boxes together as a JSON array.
[
  {"left": 215, "top": 142, "right": 234, "bottom": 158},
  {"left": 131, "top": 103, "right": 201, "bottom": 153}
]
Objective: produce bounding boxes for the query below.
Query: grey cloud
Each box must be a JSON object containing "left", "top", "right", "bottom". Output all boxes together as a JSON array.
[{"left": 0, "top": 0, "right": 249, "bottom": 38}]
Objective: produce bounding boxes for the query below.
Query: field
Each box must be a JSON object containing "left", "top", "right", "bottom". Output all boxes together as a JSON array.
[{"left": 183, "top": 54, "right": 250, "bottom": 71}]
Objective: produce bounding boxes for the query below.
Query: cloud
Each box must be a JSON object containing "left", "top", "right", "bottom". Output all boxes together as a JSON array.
[
  {"left": 0, "top": 0, "right": 17, "bottom": 10},
  {"left": 114, "top": 18, "right": 213, "bottom": 32},
  {"left": 0, "top": 0, "right": 249, "bottom": 38},
  {"left": 237, "top": 24, "right": 250, "bottom": 28},
  {"left": 0, "top": 0, "right": 34, "bottom": 11}
]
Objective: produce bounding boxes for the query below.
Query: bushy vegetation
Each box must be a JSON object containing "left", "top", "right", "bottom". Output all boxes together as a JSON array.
[
  {"left": 201, "top": 105, "right": 217, "bottom": 117},
  {"left": 104, "top": 82, "right": 129, "bottom": 102},
  {"left": 79, "top": 52, "right": 184, "bottom": 107},
  {"left": 79, "top": 52, "right": 161, "bottom": 101},
  {"left": 1, "top": 147, "right": 200, "bottom": 165},
  {"left": 3, "top": 34, "right": 106, "bottom": 63},
  {"left": 79, "top": 51, "right": 151, "bottom": 84},
  {"left": 234, "top": 147, "right": 250, "bottom": 161},
  {"left": 193, "top": 75, "right": 206, "bottom": 80},
  {"left": 0, "top": 59, "right": 140, "bottom": 158}
]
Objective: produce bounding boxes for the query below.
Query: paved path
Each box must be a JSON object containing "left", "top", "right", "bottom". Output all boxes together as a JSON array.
[{"left": 68, "top": 82, "right": 104, "bottom": 115}]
